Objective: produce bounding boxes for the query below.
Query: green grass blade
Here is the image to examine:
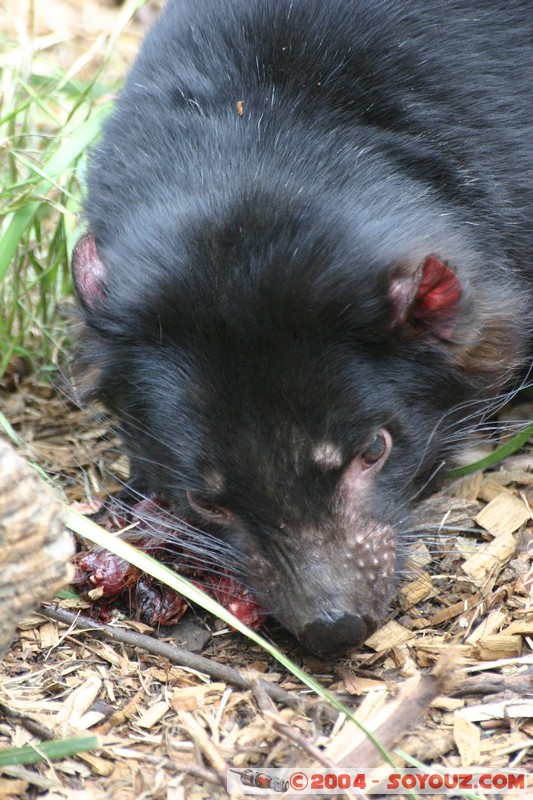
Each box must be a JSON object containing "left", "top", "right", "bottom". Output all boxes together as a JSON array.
[
  {"left": 448, "top": 422, "right": 533, "bottom": 478},
  {"left": 0, "top": 103, "right": 111, "bottom": 282},
  {"left": 0, "top": 735, "right": 98, "bottom": 767},
  {"left": 0, "top": 411, "right": 23, "bottom": 446}
]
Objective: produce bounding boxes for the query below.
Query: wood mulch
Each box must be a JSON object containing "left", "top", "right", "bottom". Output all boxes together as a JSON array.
[{"left": 1, "top": 2, "right": 532, "bottom": 798}]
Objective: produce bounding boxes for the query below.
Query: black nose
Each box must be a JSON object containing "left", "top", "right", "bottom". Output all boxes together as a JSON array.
[{"left": 300, "top": 613, "right": 369, "bottom": 657}]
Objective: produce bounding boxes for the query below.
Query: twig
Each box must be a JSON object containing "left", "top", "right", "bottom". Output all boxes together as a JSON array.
[
  {"left": 176, "top": 710, "right": 228, "bottom": 788},
  {"left": 252, "top": 681, "right": 335, "bottom": 768},
  {"left": 337, "top": 649, "right": 463, "bottom": 769},
  {"left": 157, "top": 759, "right": 221, "bottom": 786},
  {"left": 40, "top": 604, "right": 300, "bottom": 708},
  {"left": 452, "top": 667, "right": 533, "bottom": 697},
  {"left": 0, "top": 702, "right": 56, "bottom": 741}
]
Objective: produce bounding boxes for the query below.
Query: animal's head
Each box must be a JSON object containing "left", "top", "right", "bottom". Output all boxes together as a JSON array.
[{"left": 72, "top": 192, "right": 522, "bottom": 655}]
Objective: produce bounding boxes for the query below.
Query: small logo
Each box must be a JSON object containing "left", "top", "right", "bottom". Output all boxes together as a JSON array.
[{"left": 229, "top": 768, "right": 289, "bottom": 793}]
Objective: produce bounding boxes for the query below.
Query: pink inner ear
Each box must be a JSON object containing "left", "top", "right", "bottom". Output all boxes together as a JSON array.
[
  {"left": 390, "top": 256, "right": 462, "bottom": 339},
  {"left": 72, "top": 234, "right": 108, "bottom": 311}
]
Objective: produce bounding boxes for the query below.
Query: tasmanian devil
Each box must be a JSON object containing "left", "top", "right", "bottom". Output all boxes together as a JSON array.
[{"left": 72, "top": 0, "right": 533, "bottom": 657}]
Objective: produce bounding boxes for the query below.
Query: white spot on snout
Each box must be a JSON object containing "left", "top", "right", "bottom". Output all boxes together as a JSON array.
[{"left": 312, "top": 442, "right": 343, "bottom": 471}]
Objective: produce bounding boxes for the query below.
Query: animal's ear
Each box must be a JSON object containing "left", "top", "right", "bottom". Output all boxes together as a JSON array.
[
  {"left": 71, "top": 233, "right": 108, "bottom": 312},
  {"left": 388, "top": 255, "right": 462, "bottom": 340}
]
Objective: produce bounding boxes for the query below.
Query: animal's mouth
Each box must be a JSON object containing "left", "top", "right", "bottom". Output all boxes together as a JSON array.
[{"left": 298, "top": 611, "right": 378, "bottom": 658}]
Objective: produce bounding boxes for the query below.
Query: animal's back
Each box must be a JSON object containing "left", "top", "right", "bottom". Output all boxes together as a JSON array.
[{"left": 88, "top": 0, "right": 533, "bottom": 274}]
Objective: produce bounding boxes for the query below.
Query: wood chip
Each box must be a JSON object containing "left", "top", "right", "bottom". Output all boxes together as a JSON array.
[
  {"left": 473, "top": 634, "right": 523, "bottom": 661},
  {"left": 474, "top": 492, "right": 530, "bottom": 536},
  {"left": 170, "top": 683, "right": 226, "bottom": 712},
  {"left": 350, "top": 688, "right": 390, "bottom": 725},
  {"left": 478, "top": 730, "right": 531, "bottom": 754},
  {"left": 38, "top": 621, "right": 60, "bottom": 649},
  {"left": 500, "top": 616, "right": 533, "bottom": 636},
  {"left": 0, "top": 779, "right": 29, "bottom": 797},
  {"left": 466, "top": 610, "right": 508, "bottom": 644},
  {"left": 430, "top": 696, "right": 464, "bottom": 711},
  {"left": 365, "top": 621, "right": 414, "bottom": 652},
  {"left": 77, "top": 752, "right": 114, "bottom": 777},
  {"left": 484, "top": 469, "right": 533, "bottom": 486},
  {"left": 453, "top": 715, "right": 480, "bottom": 766},
  {"left": 478, "top": 480, "right": 515, "bottom": 503},
  {"left": 457, "top": 699, "right": 533, "bottom": 723},
  {"left": 55, "top": 676, "right": 103, "bottom": 726},
  {"left": 461, "top": 532, "right": 517, "bottom": 585},
  {"left": 335, "top": 671, "right": 388, "bottom": 696},
  {"left": 430, "top": 594, "right": 483, "bottom": 626},
  {"left": 137, "top": 700, "right": 170, "bottom": 729},
  {"left": 398, "top": 573, "right": 434, "bottom": 609},
  {"left": 450, "top": 472, "right": 483, "bottom": 501}
]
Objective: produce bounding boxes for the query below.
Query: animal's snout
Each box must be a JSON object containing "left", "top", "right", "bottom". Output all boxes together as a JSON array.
[
  {"left": 257, "top": 521, "right": 397, "bottom": 657},
  {"left": 299, "top": 611, "right": 374, "bottom": 657}
]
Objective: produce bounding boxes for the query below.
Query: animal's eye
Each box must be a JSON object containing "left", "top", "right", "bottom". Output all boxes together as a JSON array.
[
  {"left": 361, "top": 431, "right": 388, "bottom": 469},
  {"left": 187, "top": 491, "right": 233, "bottom": 523}
]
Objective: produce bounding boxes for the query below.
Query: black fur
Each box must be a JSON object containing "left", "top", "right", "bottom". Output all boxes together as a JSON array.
[{"left": 74, "top": 0, "right": 533, "bottom": 655}]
